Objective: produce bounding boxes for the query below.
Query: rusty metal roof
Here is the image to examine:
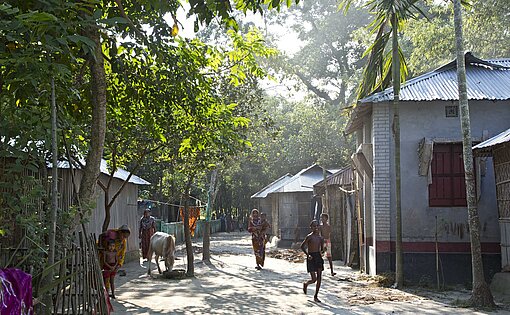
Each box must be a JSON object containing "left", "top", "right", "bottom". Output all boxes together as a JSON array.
[
  {"left": 473, "top": 127, "right": 510, "bottom": 156},
  {"left": 314, "top": 166, "right": 353, "bottom": 187},
  {"left": 346, "top": 53, "right": 510, "bottom": 134}
]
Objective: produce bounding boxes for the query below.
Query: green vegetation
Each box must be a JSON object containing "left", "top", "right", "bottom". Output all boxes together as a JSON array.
[{"left": 1, "top": 0, "right": 508, "bottom": 310}]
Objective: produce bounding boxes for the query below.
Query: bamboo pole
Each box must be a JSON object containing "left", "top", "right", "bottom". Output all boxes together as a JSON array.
[
  {"left": 354, "top": 177, "right": 364, "bottom": 273},
  {"left": 435, "top": 216, "right": 440, "bottom": 290}
]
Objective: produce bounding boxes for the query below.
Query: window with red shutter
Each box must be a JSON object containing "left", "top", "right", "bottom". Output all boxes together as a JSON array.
[{"left": 429, "top": 143, "right": 467, "bottom": 207}]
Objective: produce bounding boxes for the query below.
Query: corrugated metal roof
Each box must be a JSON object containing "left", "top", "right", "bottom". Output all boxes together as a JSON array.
[
  {"left": 51, "top": 159, "right": 151, "bottom": 185},
  {"left": 361, "top": 53, "right": 510, "bottom": 103},
  {"left": 314, "top": 166, "right": 353, "bottom": 188},
  {"left": 473, "top": 127, "right": 510, "bottom": 156},
  {"left": 251, "top": 164, "right": 334, "bottom": 198},
  {"left": 346, "top": 53, "right": 510, "bottom": 134},
  {"left": 274, "top": 164, "right": 334, "bottom": 193},
  {"left": 251, "top": 173, "right": 293, "bottom": 199}
]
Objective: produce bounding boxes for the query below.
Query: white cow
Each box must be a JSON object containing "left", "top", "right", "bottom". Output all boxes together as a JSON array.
[{"left": 147, "top": 232, "right": 176, "bottom": 276}]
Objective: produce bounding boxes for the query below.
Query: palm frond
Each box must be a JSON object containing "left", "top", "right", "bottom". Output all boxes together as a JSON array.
[{"left": 357, "top": 28, "right": 391, "bottom": 99}]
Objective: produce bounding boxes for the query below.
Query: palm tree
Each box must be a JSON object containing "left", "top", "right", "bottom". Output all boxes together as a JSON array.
[
  {"left": 452, "top": 0, "right": 495, "bottom": 307},
  {"left": 341, "top": 0, "right": 424, "bottom": 288}
]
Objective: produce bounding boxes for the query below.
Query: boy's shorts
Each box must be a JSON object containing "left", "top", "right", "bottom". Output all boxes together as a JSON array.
[
  {"left": 306, "top": 252, "right": 324, "bottom": 272},
  {"left": 102, "top": 265, "right": 116, "bottom": 278}
]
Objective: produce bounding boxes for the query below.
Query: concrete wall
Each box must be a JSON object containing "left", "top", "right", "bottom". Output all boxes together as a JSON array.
[
  {"left": 156, "top": 219, "right": 222, "bottom": 244},
  {"left": 398, "top": 100, "right": 505, "bottom": 245}
]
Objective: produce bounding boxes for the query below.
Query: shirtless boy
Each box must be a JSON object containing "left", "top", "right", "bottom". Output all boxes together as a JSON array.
[
  {"left": 102, "top": 240, "right": 119, "bottom": 298},
  {"left": 319, "top": 213, "right": 336, "bottom": 276},
  {"left": 301, "top": 220, "right": 324, "bottom": 303}
]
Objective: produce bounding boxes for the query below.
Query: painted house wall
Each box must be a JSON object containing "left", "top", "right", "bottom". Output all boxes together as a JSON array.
[
  {"left": 359, "top": 99, "right": 508, "bottom": 283},
  {"left": 398, "top": 100, "right": 504, "bottom": 244}
]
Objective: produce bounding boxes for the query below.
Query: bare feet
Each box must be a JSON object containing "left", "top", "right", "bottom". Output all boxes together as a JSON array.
[
  {"left": 303, "top": 282, "right": 308, "bottom": 294},
  {"left": 314, "top": 296, "right": 321, "bottom": 303}
]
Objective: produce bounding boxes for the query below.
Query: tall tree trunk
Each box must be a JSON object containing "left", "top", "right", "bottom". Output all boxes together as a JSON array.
[
  {"left": 183, "top": 177, "right": 194, "bottom": 276},
  {"left": 78, "top": 23, "right": 107, "bottom": 220},
  {"left": 43, "top": 76, "right": 58, "bottom": 314},
  {"left": 452, "top": 0, "right": 495, "bottom": 307},
  {"left": 48, "top": 76, "right": 58, "bottom": 267},
  {"left": 392, "top": 14, "right": 404, "bottom": 288},
  {"left": 203, "top": 169, "right": 219, "bottom": 262}
]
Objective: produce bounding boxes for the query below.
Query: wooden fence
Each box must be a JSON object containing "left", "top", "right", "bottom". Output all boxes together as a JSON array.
[{"left": 52, "top": 232, "right": 108, "bottom": 315}]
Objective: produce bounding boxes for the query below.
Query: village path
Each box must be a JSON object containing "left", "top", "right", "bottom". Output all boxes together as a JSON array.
[{"left": 110, "top": 232, "right": 510, "bottom": 315}]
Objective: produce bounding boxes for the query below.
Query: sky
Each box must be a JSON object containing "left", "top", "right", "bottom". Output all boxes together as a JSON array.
[
  {"left": 173, "top": 5, "right": 303, "bottom": 55},
  {"left": 170, "top": 6, "right": 306, "bottom": 101}
]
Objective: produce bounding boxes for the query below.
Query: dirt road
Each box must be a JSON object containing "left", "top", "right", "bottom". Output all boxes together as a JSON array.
[{"left": 111, "top": 232, "right": 509, "bottom": 314}]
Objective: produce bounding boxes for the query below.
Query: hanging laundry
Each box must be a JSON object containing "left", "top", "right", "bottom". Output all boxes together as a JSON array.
[{"left": 179, "top": 207, "right": 201, "bottom": 236}]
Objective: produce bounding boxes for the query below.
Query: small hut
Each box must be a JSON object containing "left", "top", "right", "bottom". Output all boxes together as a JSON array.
[
  {"left": 313, "top": 167, "right": 358, "bottom": 266},
  {"left": 473, "top": 127, "right": 510, "bottom": 271},
  {"left": 251, "top": 165, "right": 334, "bottom": 247}
]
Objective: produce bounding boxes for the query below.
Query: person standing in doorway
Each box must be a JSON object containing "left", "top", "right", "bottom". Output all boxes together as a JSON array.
[
  {"left": 319, "top": 213, "right": 336, "bottom": 276},
  {"left": 139, "top": 209, "right": 156, "bottom": 261},
  {"left": 301, "top": 220, "right": 324, "bottom": 303}
]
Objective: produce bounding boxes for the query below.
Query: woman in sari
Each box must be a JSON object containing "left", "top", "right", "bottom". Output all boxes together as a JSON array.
[
  {"left": 139, "top": 209, "right": 156, "bottom": 260},
  {"left": 248, "top": 208, "right": 265, "bottom": 270}
]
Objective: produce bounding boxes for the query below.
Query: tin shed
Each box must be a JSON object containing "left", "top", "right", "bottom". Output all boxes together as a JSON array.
[{"left": 252, "top": 164, "right": 333, "bottom": 247}]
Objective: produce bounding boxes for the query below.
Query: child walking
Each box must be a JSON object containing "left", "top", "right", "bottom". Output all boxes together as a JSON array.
[
  {"left": 319, "top": 213, "right": 336, "bottom": 276},
  {"left": 301, "top": 220, "right": 324, "bottom": 303},
  {"left": 102, "top": 240, "right": 119, "bottom": 299}
]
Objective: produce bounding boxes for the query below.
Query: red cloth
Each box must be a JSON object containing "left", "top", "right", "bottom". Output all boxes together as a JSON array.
[
  {"left": 102, "top": 264, "right": 117, "bottom": 278},
  {"left": 140, "top": 228, "right": 154, "bottom": 259}
]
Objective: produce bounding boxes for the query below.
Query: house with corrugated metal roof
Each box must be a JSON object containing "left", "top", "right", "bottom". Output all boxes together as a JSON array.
[
  {"left": 52, "top": 158, "right": 150, "bottom": 261},
  {"left": 251, "top": 164, "right": 333, "bottom": 247},
  {"left": 345, "top": 52, "right": 510, "bottom": 284}
]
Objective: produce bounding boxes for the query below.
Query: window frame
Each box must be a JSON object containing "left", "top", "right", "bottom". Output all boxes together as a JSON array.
[{"left": 428, "top": 142, "right": 469, "bottom": 207}]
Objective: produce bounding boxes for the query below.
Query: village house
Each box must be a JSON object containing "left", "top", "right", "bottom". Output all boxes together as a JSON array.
[
  {"left": 0, "top": 157, "right": 149, "bottom": 264},
  {"left": 345, "top": 52, "right": 510, "bottom": 284},
  {"left": 251, "top": 164, "right": 334, "bottom": 247},
  {"left": 57, "top": 159, "right": 150, "bottom": 262}
]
